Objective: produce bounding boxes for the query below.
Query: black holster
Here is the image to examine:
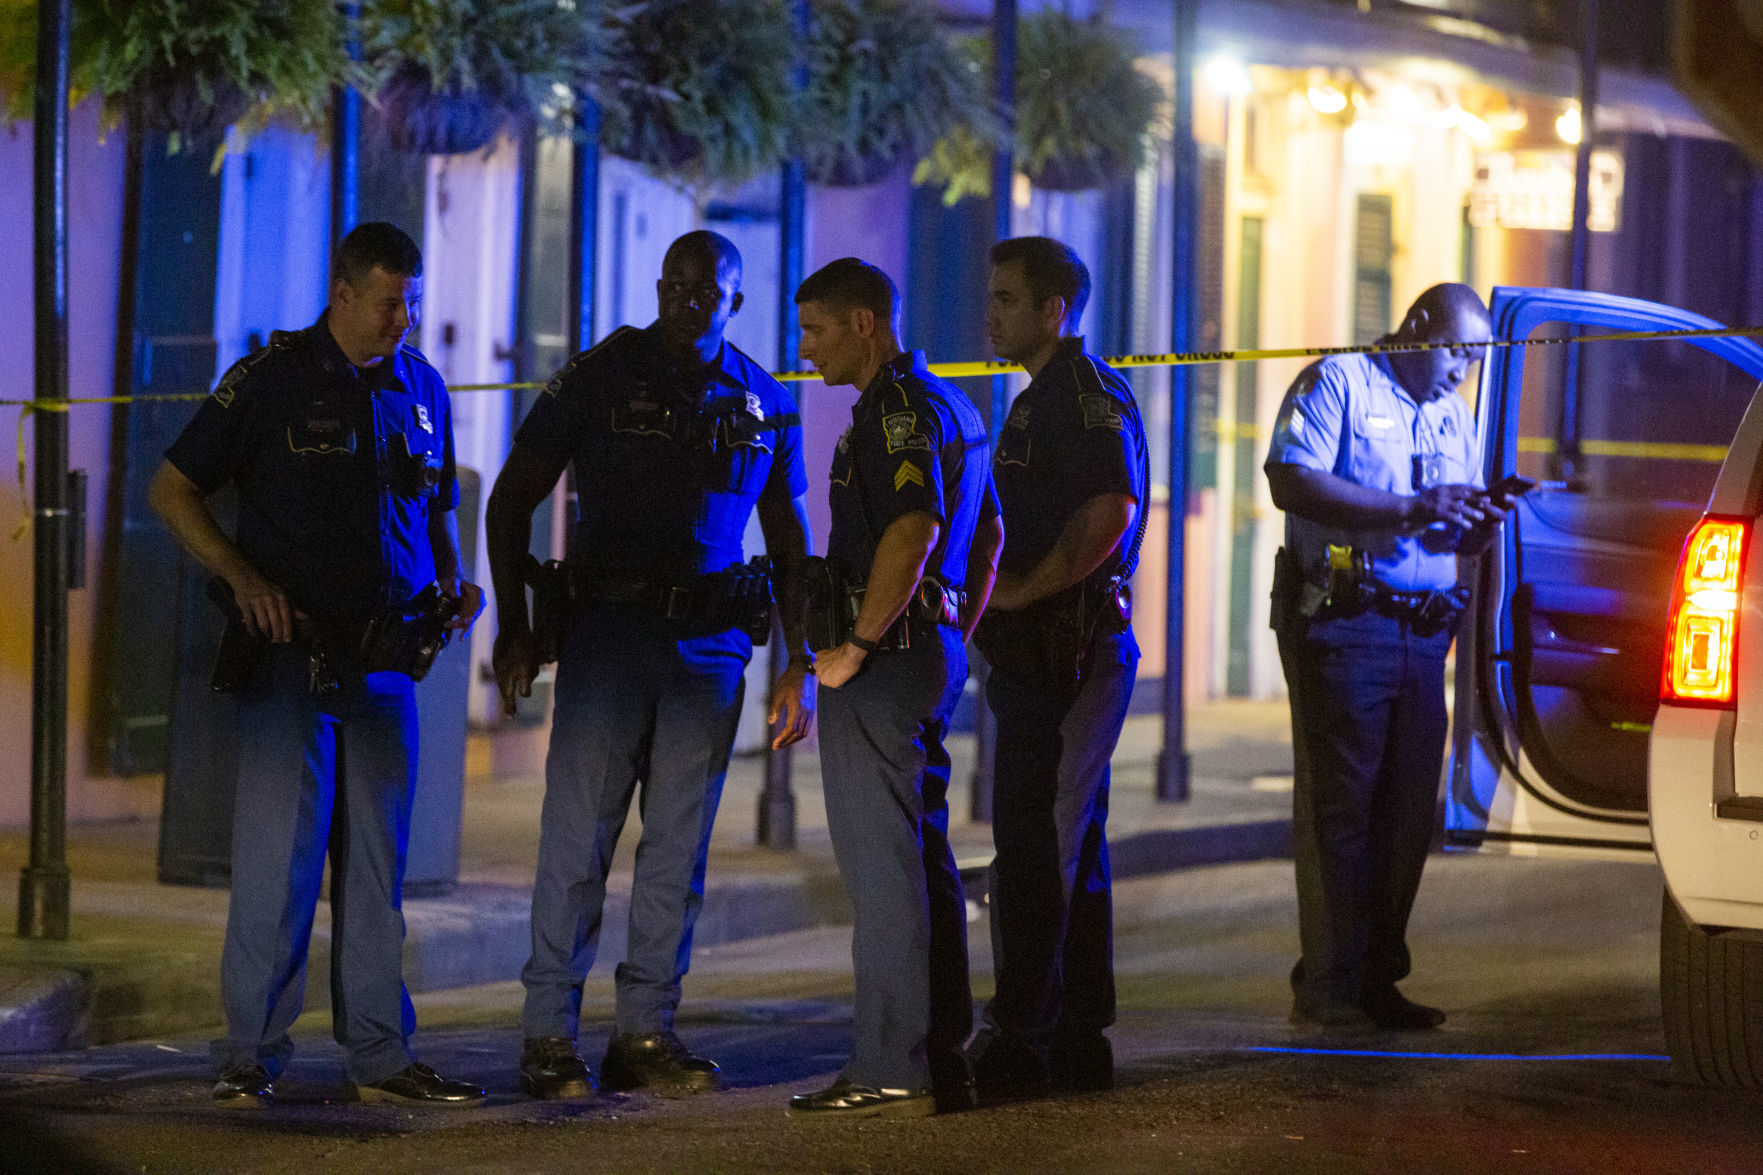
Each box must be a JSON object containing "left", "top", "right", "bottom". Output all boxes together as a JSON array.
[
  {"left": 974, "top": 575, "right": 1131, "bottom": 691},
  {"left": 525, "top": 556, "right": 577, "bottom": 666},
  {"left": 207, "top": 578, "right": 270, "bottom": 693},
  {"left": 803, "top": 556, "right": 964, "bottom": 654},
  {"left": 359, "top": 582, "right": 463, "bottom": 682}
]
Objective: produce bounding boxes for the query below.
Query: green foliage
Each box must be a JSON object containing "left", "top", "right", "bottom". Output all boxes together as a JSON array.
[
  {"left": 1, "top": 0, "right": 351, "bottom": 141},
  {"left": 798, "top": 0, "right": 994, "bottom": 187},
  {"left": 361, "top": 0, "right": 613, "bottom": 150},
  {"left": 1014, "top": 9, "right": 1161, "bottom": 190},
  {"left": 915, "top": 10, "right": 1164, "bottom": 201},
  {"left": 600, "top": 0, "right": 796, "bottom": 188}
]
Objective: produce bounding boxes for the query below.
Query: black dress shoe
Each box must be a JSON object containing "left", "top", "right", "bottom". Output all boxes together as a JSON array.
[
  {"left": 601, "top": 1031, "right": 720, "bottom": 1096},
  {"left": 969, "top": 1030, "right": 1050, "bottom": 1102},
  {"left": 520, "top": 1036, "right": 597, "bottom": 1100},
  {"left": 212, "top": 1063, "right": 273, "bottom": 1109},
  {"left": 787, "top": 1077, "right": 936, "bottom": 1119},
  {"left": 351, "top": 1063, "right": 487, "bottom": 1107},
  {"left": 1048, "top": 1033, "right": 1114, "bottom": 1093},
  {"left": 1359, "top": 985, "right": 1447, "bottom": 1031},
  {"left": 930, "top": 1051, "right": 977, "bottom": 1113},
  {"left": 1289, "top": 999, "right": 1377, "bottom": 1033}
]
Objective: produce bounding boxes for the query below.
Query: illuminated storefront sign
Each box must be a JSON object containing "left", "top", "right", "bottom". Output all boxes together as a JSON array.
[{"left": 1469, "top": 149, "right": 1625, "bottom": 232}]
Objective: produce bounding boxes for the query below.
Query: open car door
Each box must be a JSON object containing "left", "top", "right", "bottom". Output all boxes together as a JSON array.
[{"left": 1447, "top": 287, "right": 1763, "bottom": 856}]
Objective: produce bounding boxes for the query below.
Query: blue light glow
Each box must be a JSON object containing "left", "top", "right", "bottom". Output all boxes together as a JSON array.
[{"left": 1239, "top": 1047, "right": 1669, "bottom": 1061}]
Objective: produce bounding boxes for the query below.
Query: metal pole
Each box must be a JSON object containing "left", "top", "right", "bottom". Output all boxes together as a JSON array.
[
  {"left": 1568, "top": 0, "right": 1599, "bottom": 292},
  {"left": 1556, "top": 0, "right": 1598, "bottom": 484},
  {"left": 760, "top": 0, "right": 810, "bottom": 850},
  {"left": 560, "top": 99, "right": 601, "bottom": 566},
  {"left": 20, "top": 0, "right": 73, "bottom": 940},
  {"left": 331, "top": 2, "right": 361, "bottom": 249},
  {"left": 568, "top": 100, "right": 601, "bottom": 353},
  {"left": 969, "top": 0, "right": 1016, "bottom": 826},
  {"left": 1156, "top": 0, "right": 1197, "bottom": 802}
]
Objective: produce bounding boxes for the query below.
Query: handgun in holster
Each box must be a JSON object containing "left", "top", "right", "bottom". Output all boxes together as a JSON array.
[
  {"left": 1269, "top": 546, "right": 1332, "bottom": 632},
  {"left": 525, "top": 555, "right": 577, "bottom": 666},
  {"left": 359, "top": 582, "right": 465, "bottom": 682},
  {"left": 802, "top": 555, "right": 853, "bottom": 654},
  {"left": 207, "top": 577, "right": 270, "bottom": 693}
]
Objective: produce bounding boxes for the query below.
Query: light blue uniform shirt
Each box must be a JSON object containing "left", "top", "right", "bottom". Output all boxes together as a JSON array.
[{"left": 1264, "top": 352, "right": 1482, "bottom": 593}]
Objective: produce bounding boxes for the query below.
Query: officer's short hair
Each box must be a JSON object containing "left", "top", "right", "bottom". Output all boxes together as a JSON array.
[
  {"left": 665, "top": 230, "right": 743, "bottom": 285},
  {"left": 795, "top": 258, "right": 900, "bottom": 329},
  {"left": 990, "top": 236, "right": 1090, "bottom": 328},
  {"left": 333, "top": 222, "right": 423, "bottom": 289}
]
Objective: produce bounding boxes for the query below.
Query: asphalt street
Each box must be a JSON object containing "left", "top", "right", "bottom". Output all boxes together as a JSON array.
[{"left": 3, "top": 852, "right": 1759, "bottom": 1174}]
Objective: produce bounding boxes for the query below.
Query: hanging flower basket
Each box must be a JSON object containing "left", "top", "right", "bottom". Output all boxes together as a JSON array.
[
  {"left": 913, "top": 11, "right": 1161, "bottom": 202},
  {"left": 600, "top": 0, "right": 795, "bottom": 187},
  {"left": 1014, "top": 10, "right": 1162, "bottom": 192},
  {"left": 362, "top": 0, "right": 610, "bottom": 156},
  {"left": 128, "top": 71, "right": 254, "bottom": 141},
  {"left": 798, "top": 0, "right": 993, "bottom": 189},
  {"left": 2, "top": 0, "right": 350, "bottom": 146},
  {"left": 375, "top": 62, "right": 509, "bottom": 156}
]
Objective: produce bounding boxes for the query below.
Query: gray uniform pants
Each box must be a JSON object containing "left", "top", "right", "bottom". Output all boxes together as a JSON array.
[{"left": 818, "top": 626, "right": 972, "bottom": 1091}]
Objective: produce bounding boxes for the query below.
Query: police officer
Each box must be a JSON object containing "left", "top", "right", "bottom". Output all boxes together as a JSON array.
[
  {"left": 148, "top": 222, "right": 486, "bottom": 1108},
  {"left": 785, "top": 258, "right": 1002, "bottom": 1120},
  {"left": 487, "top": 231, "right": 814, "bottom": 1100},
  {"left": 1266, "top": 283, "right": 1514, "bottom": 1032},
  {"left": 968, "top": 237, "right": 1147, "bottom": 1098}
]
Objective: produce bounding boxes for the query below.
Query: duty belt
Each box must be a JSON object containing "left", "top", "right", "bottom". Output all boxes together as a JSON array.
[
  {"left": 553, "top": 557, "right": 774, "bottom": 641},
  {"left": 851, "top": 578, "right": 966, "bottom": 650}
]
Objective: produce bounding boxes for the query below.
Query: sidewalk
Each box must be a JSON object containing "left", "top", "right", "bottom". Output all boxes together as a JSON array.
[{"left": 0, "top": 698, "right": 1294, "bottom": 1055}]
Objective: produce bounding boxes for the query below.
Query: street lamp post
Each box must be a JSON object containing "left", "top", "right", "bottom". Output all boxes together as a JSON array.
[
  {"left": 969, "top": 0, "right": 1017, "bottom": 825},
  {"left": 759, "top": 0, "right": 812, "bottom": 850},
  {"left": 20, "top": 0, "right": 73, "bottom": 940},
  {"left": 1156, "top": 0, "right": 1198, "bottom": 803}
]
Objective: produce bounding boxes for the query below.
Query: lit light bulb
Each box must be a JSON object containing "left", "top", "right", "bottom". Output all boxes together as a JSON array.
[
  {"left": 1203, "top": 57, "right": 1252, "bottom": 96},
  {"left": 1556, "top": 105, "right": 1582, "bottom": 145},
  {"left": 1307, "top": 85, "right": 1348, "bottom": 115}
]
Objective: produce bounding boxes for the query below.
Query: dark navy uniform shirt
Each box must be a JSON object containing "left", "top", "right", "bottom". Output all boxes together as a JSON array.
[
  {"left": 515, "top": 324, "right": 808, "bottom": 582},
  {"left": 993, "top": 337, "right": 1148, "bottom": 581},
  {"left": 827, "top": 350, "right": 999, "bottom": 590},
  {"left": 165, "top": 313, "right": 458, "bottom": 622}
]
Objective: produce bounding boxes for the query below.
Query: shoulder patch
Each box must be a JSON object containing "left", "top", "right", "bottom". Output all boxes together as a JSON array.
[
  {"left": 883, "top": 411, "right": 931, "bottom": 453},
  {"left": 545, "top": 326, "right": 639, "bottom": 397},
  {"left": 211, "top": 345, "right": 276, "bottom": 408},
  {"left": 1079, "top": 393, "right": 1125, "bottom": 432}
]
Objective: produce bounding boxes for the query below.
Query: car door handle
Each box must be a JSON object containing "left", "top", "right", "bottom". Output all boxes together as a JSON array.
[{"left": 1536, "top": 630, "right": 1621, "bottom": 657}]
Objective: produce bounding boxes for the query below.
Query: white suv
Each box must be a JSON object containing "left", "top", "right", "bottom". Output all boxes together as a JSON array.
[{"left": 1445, "top": 286, "right": 1763, "bottom": 1084}]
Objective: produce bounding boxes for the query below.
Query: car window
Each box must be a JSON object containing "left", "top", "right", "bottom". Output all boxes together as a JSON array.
[{"left": 1514, "top": 330, "right": 1756, "bottom": 510}]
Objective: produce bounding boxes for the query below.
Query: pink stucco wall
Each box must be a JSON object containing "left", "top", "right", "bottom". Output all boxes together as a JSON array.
[{"left": 0, "top": 103, "right": 153, "bottom": 827}]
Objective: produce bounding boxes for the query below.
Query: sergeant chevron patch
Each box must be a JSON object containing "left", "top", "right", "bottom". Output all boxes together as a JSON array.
[{"left": 894, "top": 461, "right": 925, "bottom": 490}]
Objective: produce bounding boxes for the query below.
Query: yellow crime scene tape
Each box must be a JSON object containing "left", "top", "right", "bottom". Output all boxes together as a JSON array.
[{"left": 6, "top": 322, "right": 1763, "bottom": 536}]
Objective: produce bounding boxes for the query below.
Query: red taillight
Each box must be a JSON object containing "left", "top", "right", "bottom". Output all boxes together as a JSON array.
[{"left": 1662, "top": 516, "right": 1750, "bottom": 707}]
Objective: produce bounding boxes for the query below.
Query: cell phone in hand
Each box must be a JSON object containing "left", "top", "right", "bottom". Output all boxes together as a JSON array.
[{"left": 1489, "top": 474, "right": 1538, "bottom": 500}]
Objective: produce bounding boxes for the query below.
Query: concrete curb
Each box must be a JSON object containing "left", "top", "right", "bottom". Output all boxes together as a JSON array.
[{"left": 0, "top": 818, "right": 1291, "bottom": 1055}]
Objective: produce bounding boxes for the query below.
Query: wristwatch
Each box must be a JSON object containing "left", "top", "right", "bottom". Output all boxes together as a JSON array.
[
  {"left": 849, "top": 633, "right": 881, "bottom": 653},
  {"left": 788, "top": 653, "right": 816, "bottom": 675}
]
